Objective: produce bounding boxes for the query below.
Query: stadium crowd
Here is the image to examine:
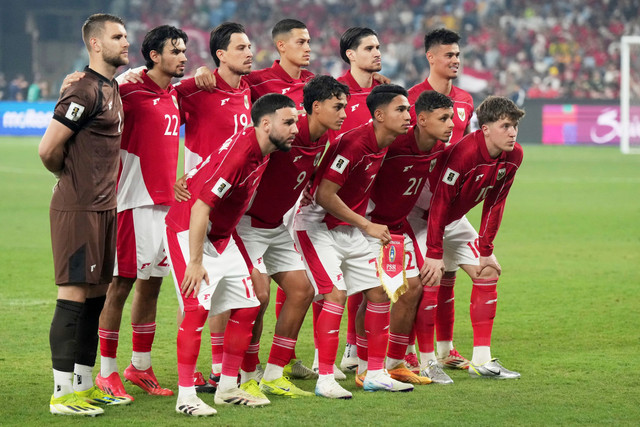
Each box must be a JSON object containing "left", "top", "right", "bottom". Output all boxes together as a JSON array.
[{"left": 102, "top": 0, "right": 640, "bottom": 100}]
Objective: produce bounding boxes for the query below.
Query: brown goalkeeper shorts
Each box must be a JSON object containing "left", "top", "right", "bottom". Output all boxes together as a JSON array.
[{"left": 49, "top": 208, "right": 116, "bottom": 285}]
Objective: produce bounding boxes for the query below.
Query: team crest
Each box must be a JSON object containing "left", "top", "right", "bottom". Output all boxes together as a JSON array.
[
  {"left": 457, "top": 107, "right": 465, "bottom": 121},
  {"left": 212, "top": 177, "right": 232, "bottom": 198},
  {"left": 442, "top": 167, "right": 460, "bottom": 185},
  {"left": 429, "top": 158, "right": 437, "bottom": 172},
  {"left": 65, "top": 102, "right": 85, "bottom": 122},
  {"left": 172, "top": 95, "right": 179, "bottom": 110},
  {"left": 497, "top": 168, "right": 506, "bottom": 181},
  {"left": 388, "top": 246, "right": 396, "bottom": 262},
  {"left": 244, "top": 95, "right": 250, "bottom": 110},
  {"left": 330, "top": 155, "right": 349, "bottom": 174}
]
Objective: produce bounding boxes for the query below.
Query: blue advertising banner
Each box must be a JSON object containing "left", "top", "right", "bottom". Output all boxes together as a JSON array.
[{"left": 0, "top": 101, "right": 56, "bottom": 136}]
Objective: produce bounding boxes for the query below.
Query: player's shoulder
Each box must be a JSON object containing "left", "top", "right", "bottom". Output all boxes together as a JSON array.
[
  {"left": 173, "top": 77, "right": 199, "bottom": 96},
  {"left": 300, "top": 69, "right": 315, "bottom": 81},
  {"left": 451, "top": 85, "right": 474, "bottom": 104}
]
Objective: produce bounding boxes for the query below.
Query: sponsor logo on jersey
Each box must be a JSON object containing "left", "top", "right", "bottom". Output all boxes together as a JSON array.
[
  {"left": 442, "top": 168, "right": 460, "bottom": 185},
  {"left": 153, "top": 97, "right": 160, "bottom": 105},
  {"left": 429, "top": 158, "right": 437, "bottom": 172},
  {"left": 403, "top": 165, "right": 414, "bottom": 172},
  {"left": 244, "top": 95, "right": 250, "bottom": 110},
  {"left": 330, "top": 155, "right": 349, "bottom": 174},
  {"left": 212, "top": 177, "right": 232, "bottom": 198},
  {"left": 221, "top": 97, "right": 230, "bottom": 106},
  {"left": 65, "top": 102, "right": 85, "bottom": 121},
  {"left": 293, "top": 155, "right": 303, "bottom": 163},
  {"left": 457, "top": 107, "right": 465, "bottom": 121},
  {"left": 351, "top": 103, "right": 359, "bottom": 112},
  {"left": 497, "top": 168, "right": 506, "bottom": 180}
]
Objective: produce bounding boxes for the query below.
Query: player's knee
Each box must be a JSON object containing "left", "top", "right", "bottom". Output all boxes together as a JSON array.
[{"left": 478, "top": 266, "right": 499, "bottom": 279}]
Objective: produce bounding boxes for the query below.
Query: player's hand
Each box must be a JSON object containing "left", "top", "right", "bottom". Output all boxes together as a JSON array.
[
  {"left": 372, "top": 72, "right": 391, "bottom": 84},
  {"left": 363, "top": 221, "right": 391, "bottom": 245},
  {"left": 116, "top": 66, "right": 146, "bottom": 85},
  {"left": 195, "top": 66, "right": 216, "bottom": 91},
  {"left": 174, "top": 175, "right": 191, "bottom": 201},
  {"left": 420, "top": 257, "right": 445, "bottom": 287},
  {"left": 299, "top": 183, "right": 314, "bottom": 207},
  {"left": 477, "top": 254, "right": 502, "bottom": 277},
  {"left": 59, "top": 71, "right": 85, "bottom": 95},
  {"left": 181, "top": 261, "right": 209, "bottom": 298}
]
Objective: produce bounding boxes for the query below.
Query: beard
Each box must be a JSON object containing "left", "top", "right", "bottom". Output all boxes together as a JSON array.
[
  {"left": 362, "top": 64, "right": 382, "bottom": 73},
  {"left": 269, "top": 133, "right": 292, "bottom": 152},
  {"left": 228, "top": 63, "right": 251, "bottom": 76},
  {"left": 103, "top": 50, "right": 128, "bottom": 68}
]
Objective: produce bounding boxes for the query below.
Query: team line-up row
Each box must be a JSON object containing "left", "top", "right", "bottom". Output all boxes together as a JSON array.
[{"left": 40, "top": 14, "right": 525, "bottom": 417}]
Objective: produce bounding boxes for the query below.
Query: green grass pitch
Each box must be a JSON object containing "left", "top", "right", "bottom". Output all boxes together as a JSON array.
[{"left": 1, "top": 136, "right": 639, "bottom": 425}]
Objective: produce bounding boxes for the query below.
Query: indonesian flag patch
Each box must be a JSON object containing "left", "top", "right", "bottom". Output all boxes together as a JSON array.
[{"left": 377, "top": 234, "right": 408, "bottom": 302}]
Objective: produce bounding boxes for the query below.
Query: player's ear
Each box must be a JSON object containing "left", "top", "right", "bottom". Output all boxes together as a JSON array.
[
  {"left": 216, "top": 49, "right": 225, "bottom": 64},
  {"left": 149, "top": 50, "right": 161, "bottom": 67},
  {"left": 374, "top": 108, "right": 384, "bottom": 122},
  {"left": 346, "top": 49, "right": 356, "bottom": 62},
  {"left": 418, "top": 111, "right": 428, "bottom": 127}
]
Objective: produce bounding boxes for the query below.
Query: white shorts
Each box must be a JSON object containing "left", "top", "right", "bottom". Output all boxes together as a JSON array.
[
  {"left": 164, "top": 228, "right": 260, "bottom": 316},
  {"left": 294, "top": 224, "right": 379, "bottom": 297},
  {"left": 114, "top": 205, "right": 171, "bottom": 280},
  {"left": 407, "top": 213, "right": 480, "bottom": 272},
  {"left": 365, "top": 233, "right": 420, "bottom": 279},
  {"left": 235, "top": 216, "right": 305, "bottom": 275}
]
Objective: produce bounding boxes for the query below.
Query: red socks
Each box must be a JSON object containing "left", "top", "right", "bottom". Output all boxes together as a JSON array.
[
  {"left": 177, "top": 306, "right": 208, "bottom": 387},
  {"left": 98, "top": 328, "right": 119, "bottom": 358},
  {"left": 221, "top": 306, "right": 260, "bottom": 378},
  {"left": 268, "top": 335, "right": 297, "bottom": 368},
  {"left": 470, "top": 279, "right": 498, "bottom": 347},
  {"left": 131, "top": 322, "right": 155, "bottom": 353},
  {"left": 346, "top": 294, "right": 363, "bottom": 345},
  {"left": 415, "top": 285, "right": 438, "bottom": 353},
  {"left": 316, "top": 301, "right": 344, "bottom": 375},
  {"left": 436, "top": 277, "right": 456, "bottom": 342},
  {"left": 365, "top": 301, "right": 390, "bottom": 372}
]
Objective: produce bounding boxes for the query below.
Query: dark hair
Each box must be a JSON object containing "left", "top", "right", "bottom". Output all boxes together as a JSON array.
[
  {"left": 366, "top": 84, "right": 408, "bottom": 117},
  {"left": 82, "top": 13, "right": 125, "bottom": 49},
  {"left": 423, "top": 28, "right": 460, "bottom": 53},
  {"left": 339, "top": 27, "right": 378, "bottom": 64},
  {"left": 272, "top": 19, "right": 307, "bottom": 41},
  {"left": 209, "top": 22, "right": 246, "bottom": 67},
  {"left": 251, "top": 93, "right": 297, "bottom": 124},
  {"left": 302, "top": 75, "right": 350, "bottom": 115},
  {"left": 141, "top": 25, "right": 188, "bottom": 70},
  {"left": 414, "top": 90, "right": 454, "bottom": 115},
  {"left": 476, "top": 96, "right": 525, "bottom": 127}
]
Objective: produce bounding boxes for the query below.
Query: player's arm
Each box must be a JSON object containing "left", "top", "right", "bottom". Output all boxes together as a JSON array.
[
  {"left": 38, "top": 120, "right": 74, "bottom": 176},
  {"left": 194, "top": 66, "right": 217, "bottom": 92},
  {"left": 476, "top": 167, "right": 519, "bottom": 276},
  {"left": 316, "top": 178, "right": 391, "bottom": 244},
  {"left": 182, "top": 199, "right": 211, "bottom": 298},
  {"left": 372, "top": 72, "right": 391, "bottom": 84},
  {"left": 420, "top": 157, "right": 462, "bottom": 286}
]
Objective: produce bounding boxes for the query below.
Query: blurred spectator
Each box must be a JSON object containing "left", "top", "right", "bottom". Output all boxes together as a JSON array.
[
  {"left": 0, "top": 72, "right": 6, "bottom": 100},
  {"left": 4, "top": 0, "right": 637, "bottom": 101},
  {"left": 8, "top": 73, "right": 28, "bottom": 101}
]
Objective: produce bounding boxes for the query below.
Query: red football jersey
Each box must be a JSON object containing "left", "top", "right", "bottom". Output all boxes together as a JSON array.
[
  {"left": 336, "top": 70, "right": 380, "bottom": 132},
  {"left": 244, "top": 60, "right": 314, "bottom": 108},
  {"left": 298, "top": 123, "right": 387, "bottom": 229},
  {"left": 175, "top": 70, "right": 251, "bottom": 172},
  {"left": 246, "top": 114, "right": 329, "bottom": 228},
  {"left": 117, "top": 71, "right": 180, "bottom": 210},
  {"left": 426, "top": 130, "right": 523, "bottom": 258},
  {"left": 408, "top": 80, "right": 473, "bottom": 145},
  {"left": 165, "top": 127, "right": 269, "bottom": 252},
  {"left": 368, "top": 127, "right": 446, "bottom": 231}
]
